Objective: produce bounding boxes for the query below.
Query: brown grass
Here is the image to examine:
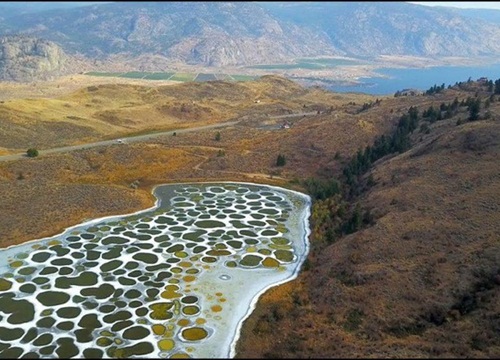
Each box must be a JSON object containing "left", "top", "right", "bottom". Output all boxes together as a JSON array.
[
  {"left": 235, "top": 89, "right": 500, "bottom": 358},
  {"left": 1, "top": 76, "right": 499, "bottom": 358}
]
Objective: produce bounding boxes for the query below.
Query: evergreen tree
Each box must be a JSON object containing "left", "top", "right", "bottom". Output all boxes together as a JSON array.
[
  {"left": 468, "top": 98, "right": 481, "bottom": 121},
  {"left": 26, "top": 148, "right": 39, "bottom": 157},
  {"left": 495, "top": 79, "right": 500, "bottom": 95},
  {"left": 423, "top": 105, "right": 436, "bottom": 119},
  {"left": 344, "top": 203, "right": 362, "bottom": 234},
  {"left": 276, "top": 154, "right": 286, "bottom": 166},
  {"left": 363, "top": 145, "right": 373, "bottom": 168},
  {"left": 488, "top": 80, "right": 494, "bottom": 92},
  {"left": 444, "top": 107, "right": 453, "bottom": 119},
  {"left": 408, "top": 106, "right": 419, "bottom": 132}
]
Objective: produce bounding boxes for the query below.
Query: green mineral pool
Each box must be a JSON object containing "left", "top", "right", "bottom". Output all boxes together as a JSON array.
[{"left": 0, "top": 182, "right": 311, "bottom": 358}]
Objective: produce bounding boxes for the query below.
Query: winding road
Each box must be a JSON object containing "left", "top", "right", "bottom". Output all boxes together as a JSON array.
[
  {"left": 0, "top": 120, "right": 240, "bottom": 162},
  {"left": 0, "top": 110, "right": 319, "bottom": 163}
]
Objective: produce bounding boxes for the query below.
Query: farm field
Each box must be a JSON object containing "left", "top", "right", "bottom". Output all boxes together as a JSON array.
[
  {"left": 246, "top": 57, "right": 365, "bottom": 70},
  {"left": 85, "top": 71, "right": 257, "bottom": 82}
]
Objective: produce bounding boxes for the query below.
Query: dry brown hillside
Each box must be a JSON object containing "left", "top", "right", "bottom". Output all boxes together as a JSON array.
[
  {"left": 235, "top": 86, "right": 500, "bottom": 358},
  {"left": 0, "top": 75, "right": 380, "bottom": 247},
  {"left": 0, "top": 76, "right": 498, "bottom": 358},
  {"left": 0, "top": 75, "right": 376, "bottom": 153}
]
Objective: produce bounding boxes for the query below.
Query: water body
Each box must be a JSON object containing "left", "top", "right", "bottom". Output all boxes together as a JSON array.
[
  {"left": 326, "top": 62, "right": 500, "bottom": 95},
  {"left": 0, "top": 182, "right": 311, "bottom": 359}
]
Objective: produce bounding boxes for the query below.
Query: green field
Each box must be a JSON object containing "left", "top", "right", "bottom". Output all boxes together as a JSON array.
[
  {"left": 143, "top": 72, "right": 174, "bottom": 80},
  {"left": 247, "top": 57, "right": 365, "bottom": 70},
  {"left": 84, "top": 71, "right": 258, "bottom": 82},
  {"left": 194, "top": 73, "right": 218, "bottom": 82},
  {"left": 83, "top": 58, "right": 362, "bottom": 82},
  {"left": 85, "top": 71, "right": 125, "bottom": 77},
  {"left": 118, "top": 71, "right": 150, "bottom": 79},
  {"left": 117, "top": 71, "right": 175, "bottom": 80},
  {"left": 169, "top": 73, "right": 197, "bottom": 81},
  {"left": 215, "top": 74, "right": 233, "bottom": 81},
  {"left": 229, "top": 75, "right": 257, "bottom": 81}
]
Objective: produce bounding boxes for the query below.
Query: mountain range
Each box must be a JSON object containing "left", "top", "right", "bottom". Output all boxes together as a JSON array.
[{"left": 1, "top": 1, "right": 500, "bottom": 81}]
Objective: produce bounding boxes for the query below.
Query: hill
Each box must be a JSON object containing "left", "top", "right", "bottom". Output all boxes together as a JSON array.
[
  {"left": 234, "top": 79, "right": 500, "bottom": 358},
  {"left": 236, "top": 116, "right": 500, "bottom": 357},
  {"left": 0, "top": 75, "right": 371, "bottom": 152},
  {"left": 0, "top": 76, "right": 498, "bottom": 358}
]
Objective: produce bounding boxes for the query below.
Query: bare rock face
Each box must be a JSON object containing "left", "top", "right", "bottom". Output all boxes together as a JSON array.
[
  {"left": 0, "top": 35, "right": 74, "bottom": 81},
  {"left": 165, "top": 25, "right": 336, "bottom": 67},
  {"left": 1, "top": 2, "right": 339, "bottom": 68}
]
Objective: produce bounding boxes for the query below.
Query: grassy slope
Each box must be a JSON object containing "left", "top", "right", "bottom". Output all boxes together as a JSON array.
[
  {"left": 234, "top": 86, "right": 500, "bottom": 358},
  {"left": 0, "top": 75, "right": 376, "bottom": 152}
]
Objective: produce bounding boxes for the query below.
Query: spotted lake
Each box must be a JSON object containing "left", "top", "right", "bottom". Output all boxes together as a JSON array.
[{"left": 0, "top": 182, "right": 311, "bottom": 358}]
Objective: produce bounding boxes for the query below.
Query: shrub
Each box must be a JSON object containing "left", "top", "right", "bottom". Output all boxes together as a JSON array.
[
  {"left": 276, "top": 154, "right": 286, "bottom": 166},
  {"left": 26, "top": 148, "right": 39, "bottom": 157},
  {"left": 214, "top": 131, "right": 221, "bottom": 141}
]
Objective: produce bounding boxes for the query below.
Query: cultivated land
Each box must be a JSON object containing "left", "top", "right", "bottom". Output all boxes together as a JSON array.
[{"left": 0, "top": 74, "right": 499, "bottom": 358}]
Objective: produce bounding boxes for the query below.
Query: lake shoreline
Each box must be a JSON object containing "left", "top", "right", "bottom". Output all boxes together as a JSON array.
[{"left": 0, "top": 181, "right": 312, "bottom": 359}]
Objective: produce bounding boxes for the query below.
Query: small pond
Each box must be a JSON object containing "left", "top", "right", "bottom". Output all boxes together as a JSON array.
[{"left": 0, "top": 182, "right": 311, "bottom": 358}]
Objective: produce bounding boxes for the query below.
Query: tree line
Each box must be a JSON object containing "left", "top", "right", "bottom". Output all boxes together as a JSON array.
[{"left": 302, "top": 77, "right": 497, "bottom": 245}]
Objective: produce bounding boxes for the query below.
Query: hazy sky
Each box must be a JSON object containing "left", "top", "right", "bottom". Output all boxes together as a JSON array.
[{"left": 409, "top": 2, "right": 500, "bottom": 10}]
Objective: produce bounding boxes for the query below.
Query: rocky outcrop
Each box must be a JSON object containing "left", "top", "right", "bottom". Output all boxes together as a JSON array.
[{"left": 0, "top": 35, "right": 71, "bottom": 81}]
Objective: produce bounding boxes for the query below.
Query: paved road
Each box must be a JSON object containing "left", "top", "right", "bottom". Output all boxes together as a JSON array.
[{"left": 0, "top": 120, "right": 239, "bottom": 162}]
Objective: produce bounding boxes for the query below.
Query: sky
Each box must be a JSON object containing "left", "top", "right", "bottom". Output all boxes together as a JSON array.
[{"left": 409, "top": 2, "right": 500, "bottom": 10}]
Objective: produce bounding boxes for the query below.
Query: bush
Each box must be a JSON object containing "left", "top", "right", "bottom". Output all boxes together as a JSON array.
[
  {"left": 276, "top": 154, "right": 286, "bottom": 166},
  {"left": 26, "top": 148, "right": 39, "bottom": 157},
  {"left": 214, "top": 131, "right": 221, "bottom": 141}
]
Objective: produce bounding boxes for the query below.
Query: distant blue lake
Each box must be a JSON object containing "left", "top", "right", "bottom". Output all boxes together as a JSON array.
[{"left": 326, "top": 62, "right": 500, "bottom": 95}]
